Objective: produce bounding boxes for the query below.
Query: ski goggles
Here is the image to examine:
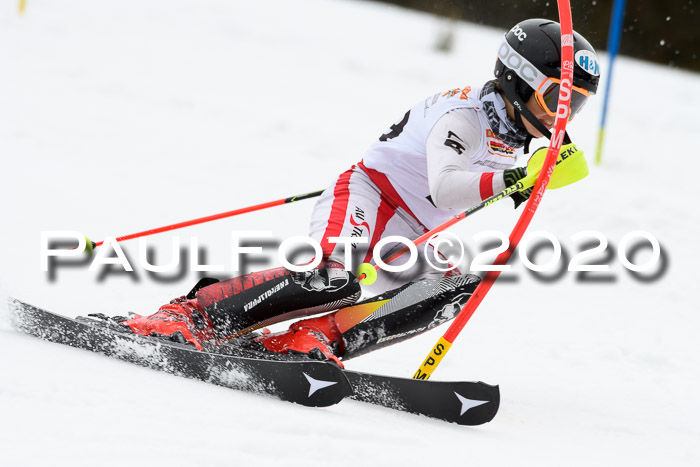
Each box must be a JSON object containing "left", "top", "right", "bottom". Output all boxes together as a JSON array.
[{"left": 535, "top": 78, "right": 591, "bottom": 121}]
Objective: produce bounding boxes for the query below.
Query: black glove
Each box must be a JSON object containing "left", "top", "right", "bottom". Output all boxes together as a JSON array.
[{"left": 502, "top": 167, "right": 532, "bottom": 209}]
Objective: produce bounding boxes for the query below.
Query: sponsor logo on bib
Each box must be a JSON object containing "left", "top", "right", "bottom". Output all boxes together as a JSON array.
[{"left": 485, "top": 130, "right": 516, "bottom": 159}]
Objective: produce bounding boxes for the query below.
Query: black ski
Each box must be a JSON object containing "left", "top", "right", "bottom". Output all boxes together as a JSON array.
[
  {"left": 344, "top": 370, "right": 499, "bottom": 426},
  {"left": 9, "top": 298, "right": 500, "bottom": 425},
  {"left": 8, "top": 299, "right": 351, "bottom": 408}
]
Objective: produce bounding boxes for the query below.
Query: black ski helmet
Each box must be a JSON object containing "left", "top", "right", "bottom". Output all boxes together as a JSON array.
[{"left": 494, "top": 19, "right": 600, "bottom": 137}]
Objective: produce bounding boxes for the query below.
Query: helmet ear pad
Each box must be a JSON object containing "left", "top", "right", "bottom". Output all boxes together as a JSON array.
[
  {"left": 494, "top": 59, "right": 534, "bottom": 110},
  {"left": 515, "top": 75, "right": 534, "bottom": 103},
  {"left": 494, "top": 59, "right": 536, "bottom": 133},
  {"left": 494, "top": 63, "right": 565, "bottom": 147}
]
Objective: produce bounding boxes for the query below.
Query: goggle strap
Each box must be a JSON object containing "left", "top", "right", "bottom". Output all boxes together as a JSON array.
[
  {"left": 538, "top": 78, "right": 555, "bottom": 94},
  {"left": 498, "top": 39, "right": 550, "bottom": 92}
]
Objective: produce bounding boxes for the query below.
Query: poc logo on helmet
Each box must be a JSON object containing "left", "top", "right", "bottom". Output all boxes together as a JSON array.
[
  {"left": 498, "top": 42, "right": 539, "bottom": 84},
  {"left": 510, "top": 25, "right": 527, "bottom": 41}
]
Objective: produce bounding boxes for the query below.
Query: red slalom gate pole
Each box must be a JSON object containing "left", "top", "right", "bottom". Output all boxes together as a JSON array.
[
  {"left": 88, "top": 190, "right": 325, "bottom": 250},
  {"left": 412, "top": 0, "right": 575, "bottom": 380}
]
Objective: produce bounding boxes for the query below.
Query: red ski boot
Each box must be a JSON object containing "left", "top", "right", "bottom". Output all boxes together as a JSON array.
[
  {"left": 121, "top": 297, "right": 215, "bottom": 351},
  {"left": 256, "top": 313, "right": 344, "bottom": 367}
]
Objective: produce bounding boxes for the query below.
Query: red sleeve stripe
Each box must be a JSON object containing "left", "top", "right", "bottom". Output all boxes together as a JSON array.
[{"left": 479, "top": 172, "right": 494, "bottom": 200}]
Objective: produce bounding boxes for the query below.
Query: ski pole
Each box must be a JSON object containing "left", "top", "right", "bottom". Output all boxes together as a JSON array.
[
  {"left": 355, "top": 182, "right": 523, "bottom": 284},
  {"left": 85, "top": 189, "right": 325, "bottom": 252}
]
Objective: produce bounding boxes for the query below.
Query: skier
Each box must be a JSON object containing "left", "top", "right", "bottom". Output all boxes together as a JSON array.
[{"left": 121, "top": 19, "right": 600, "bottom": 365}]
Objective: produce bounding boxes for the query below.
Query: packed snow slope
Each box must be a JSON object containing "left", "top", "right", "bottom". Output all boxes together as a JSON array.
[{"left": 1, "top": 0, "right": 698, "bottom": 466}]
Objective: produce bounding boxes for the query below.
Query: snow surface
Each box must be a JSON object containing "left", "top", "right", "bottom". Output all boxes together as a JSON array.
[{"left": 1, "top": 0, "right": 699, "bottom": 465}]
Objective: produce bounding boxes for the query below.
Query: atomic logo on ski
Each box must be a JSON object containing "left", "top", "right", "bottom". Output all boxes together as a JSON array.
[
  {"left": 304, "top": 373, "right": 339, "bottom": 398},
  {"left": 454, "top": 391, "right": 489, "bottom": 416}
]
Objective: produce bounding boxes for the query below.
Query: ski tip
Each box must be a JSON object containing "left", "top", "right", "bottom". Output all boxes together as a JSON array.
[
  {"left": 6, "top": 296, "right": 26, "bottom": 315},
  {"left": 6, "top": 297, "right": 32, "bottom": 331}
]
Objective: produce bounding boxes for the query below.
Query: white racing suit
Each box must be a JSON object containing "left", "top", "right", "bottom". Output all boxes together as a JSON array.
[{"left": 309, "top": 84, "right": 525, "bottom": 294}]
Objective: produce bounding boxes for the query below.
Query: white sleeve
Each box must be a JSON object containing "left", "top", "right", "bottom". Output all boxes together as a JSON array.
[{"left": 426, "top": 108, "right": 507, "bottom": 210}]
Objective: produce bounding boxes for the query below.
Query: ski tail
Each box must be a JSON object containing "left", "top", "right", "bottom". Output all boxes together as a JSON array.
[{"left": 345, "top": 370, "right": 499, "bottom": 426}]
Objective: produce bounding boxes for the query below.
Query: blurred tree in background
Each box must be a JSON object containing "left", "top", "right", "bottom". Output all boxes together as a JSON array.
[{"left": 366, "top": 0, "right": 699, "bottom": 72}]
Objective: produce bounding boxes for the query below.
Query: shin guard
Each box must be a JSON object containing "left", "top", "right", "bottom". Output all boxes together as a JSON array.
[
  {"left": 335, "top": 275, "right": 481, "bottom": 360},
  {"left": 193, "top": 261, "right": 361, "bottom": 339}
]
